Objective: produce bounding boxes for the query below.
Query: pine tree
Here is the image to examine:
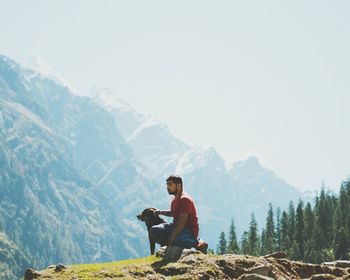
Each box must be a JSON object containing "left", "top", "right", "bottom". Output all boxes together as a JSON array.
[
  {"left": 333, "top": 182, "right": 349, "bottom": 259},
  {"left": 264, "top": 203, "right": 275, "bottom": 254},
  {"left": 344, "top": 181, "right": 350, "bottom": 246},
  {"left": 280, "top": 210, "right": 289, "bottom": 253},
  {"left": 248, "top": 213, "right": 260, "bottom": 256},
  {"left": 343, "top": 181, "right": 350, "bottom": 257},
  {"left": 227, "top": 218, "right": 239, "bottom": 254},
  {"left": 287, "top": 201, "right": 295, "bottom": 249},
  {"left": 317, "top": 185, "right": 336, "bottom": 250},
  {"left": 304, "top": 202, "right": 314, "bottom": 262},
  {"left": 314, "top": 187, "right": 329, "bottom": 251},
  {"left": 240, "top": 231, "right": 249, "bottom": 255},
  {"left": 333, "top": 206, "right": 348, "bottom": 260},
  {"left": 311, "top": 185, "right": 337, "bottom": 262},
  {"left": 260, "top": 229, "right": 266, "bottom": 256},
  {"left": 217, "top": 231, "right": 227, "bottom": 255},
  {"left": 293, "top": 200, "right": 305, "bottom": 260},
  {"left": 275, "top": 207, "right": 281, "bottom": 252}
]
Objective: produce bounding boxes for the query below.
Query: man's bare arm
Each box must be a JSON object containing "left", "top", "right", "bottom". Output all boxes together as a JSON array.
[
  {"left": 168, "top": 213, "right": 188, "bottom": 244},
  {"left": 155, "top": 210, "right": 173, "bottom": 217},
  {"left": 171, "top": 213, "right": 188, "bottom": 236}
]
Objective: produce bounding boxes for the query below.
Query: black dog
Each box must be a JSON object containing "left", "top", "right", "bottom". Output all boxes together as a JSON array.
[{"left": 137, "top": 207, "right": 165, "bottom": 255}]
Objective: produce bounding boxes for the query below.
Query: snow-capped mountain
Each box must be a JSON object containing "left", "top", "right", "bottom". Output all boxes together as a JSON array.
[
  {"left": 26, "top": 56, "right": 68, "bottom": 86},
  {"left": 89, "top": 86, "right": 190, "bottom": 179},
  {"left": 89, "top": 87, "right": 311, "bottom": 247}
]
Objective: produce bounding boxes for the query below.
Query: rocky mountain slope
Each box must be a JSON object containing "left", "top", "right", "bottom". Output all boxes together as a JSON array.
[
  {"left": 0, "top": 54, "right": 164, "bottom": 279},
  {"left": 0, "top": 232, "right": 30, "bottom": 280}
]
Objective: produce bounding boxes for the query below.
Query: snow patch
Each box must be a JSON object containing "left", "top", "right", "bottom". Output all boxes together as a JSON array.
[
  {"left": 26, "top": 56, "right": 67, "bottom": 86},
  {"left": 175, "top": 145, "right": 217, "bottom": 174},
  {"left": 126, "top": 115, "right": 163, "bottom": 142},
  {"left": 89, "top": 87, "right": 134, "bottom": 113}
]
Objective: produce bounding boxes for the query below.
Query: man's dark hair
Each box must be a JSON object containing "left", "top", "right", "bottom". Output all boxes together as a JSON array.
[{"left": 166, "top": 175, "right": 183, "bottom": 188}]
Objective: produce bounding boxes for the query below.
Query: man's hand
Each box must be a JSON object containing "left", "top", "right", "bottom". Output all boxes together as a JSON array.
[{"left": 154, "top": 209, "right": 173, "bottom": 217}]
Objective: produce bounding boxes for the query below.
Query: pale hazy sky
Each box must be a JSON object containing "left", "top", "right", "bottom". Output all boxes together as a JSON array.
[{"left": 1, "top": 1, "right": 349, "bottom": 192}]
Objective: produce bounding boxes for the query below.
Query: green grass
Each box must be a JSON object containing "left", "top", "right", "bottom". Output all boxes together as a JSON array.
[{"left": 33, "top": 255, "right": 161, "bottom": 279}]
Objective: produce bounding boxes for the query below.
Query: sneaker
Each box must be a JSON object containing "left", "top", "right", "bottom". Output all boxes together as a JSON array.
[{"left": 196, "top": 240, "right": 208, "bottom": 254}]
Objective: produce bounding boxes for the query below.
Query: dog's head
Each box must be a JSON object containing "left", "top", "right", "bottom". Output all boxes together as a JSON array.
[{"left": 136, "top": 207, "right": 164, "bottom": 227}]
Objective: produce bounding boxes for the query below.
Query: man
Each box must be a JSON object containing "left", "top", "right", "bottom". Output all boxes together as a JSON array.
[{"left": 150, "top": 175, "right": 208, "bottom": 254}]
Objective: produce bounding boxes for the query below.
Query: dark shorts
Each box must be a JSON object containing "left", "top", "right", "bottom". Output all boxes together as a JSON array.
[{"left": 150, "top": 222, "right": 199, "bottom": 249}]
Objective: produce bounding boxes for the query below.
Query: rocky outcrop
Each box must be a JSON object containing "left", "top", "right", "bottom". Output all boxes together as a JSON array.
[
  {"left": 23, "top": 247, "right": 350, "bottom": 280},
  {"left": 24, "top": 264, "right": 68, "bottom": 280}
]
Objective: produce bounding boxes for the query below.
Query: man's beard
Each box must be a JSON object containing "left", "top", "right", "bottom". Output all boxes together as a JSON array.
[{"left": 168, "top": 190, "right": 176, "bottom": 195}]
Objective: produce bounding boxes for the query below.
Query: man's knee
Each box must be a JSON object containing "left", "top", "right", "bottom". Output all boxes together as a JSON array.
[{"left": 173, "top": 228, "right": 197, "bottom": 248}]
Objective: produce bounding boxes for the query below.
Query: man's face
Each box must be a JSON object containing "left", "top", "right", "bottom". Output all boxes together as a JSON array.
[{"left": 166, "top": 180, "right": 178, "bottom": 195}]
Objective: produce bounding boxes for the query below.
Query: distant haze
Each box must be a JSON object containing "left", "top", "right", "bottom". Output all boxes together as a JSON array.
[{"left": 1, "top": 0, "right": 349, "bottom": 192}]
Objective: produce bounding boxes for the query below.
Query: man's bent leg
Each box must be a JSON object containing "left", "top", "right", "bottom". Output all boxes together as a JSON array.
[
  {"left": 149, "top": 223, "right": 173, "bottom": 246},
  {"left": 172, "top": 228, "right": 198, "bottom": 249}
]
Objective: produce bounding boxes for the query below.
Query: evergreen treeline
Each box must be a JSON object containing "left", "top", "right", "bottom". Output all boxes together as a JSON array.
[{"left": 216, "top": 180, "right": 350, "bottom": 263}]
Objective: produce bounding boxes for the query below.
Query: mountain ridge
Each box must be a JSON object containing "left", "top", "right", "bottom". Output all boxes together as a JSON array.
[{"left": 87, "top": 86, "right": 312, "bottom": 244}]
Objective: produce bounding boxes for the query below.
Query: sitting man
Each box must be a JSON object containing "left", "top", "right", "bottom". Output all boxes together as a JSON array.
[{"left": 150, "top": 174, "right": 208, "bottom": 254}]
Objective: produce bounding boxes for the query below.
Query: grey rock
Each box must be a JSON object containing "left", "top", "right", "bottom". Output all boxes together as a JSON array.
[
  {"left": 46, "top": 265, "right": 56, "bottom": 269},
  {"left": 334, "top": 260, "right": 350, "bottom": 268},
  {"left": 163, "top": 245, "right": 184, "bottom": 262},
  {"left": 156, "top": 246, "right": 203, "bottom": 263},
  {"left": 24, "top": 268, "right": 42, "bottom": 280},
  {"left": 247, "top": 265, "right": 272, "bottom": 277},
  {"left": 55, "top": 263, "right": 68, "bottom": 272},
  {"left": 263, "top": 251, "right": 287, "bottom": 259},
  {"left": 180, "top": 254, "right": 198, "bottom": 264},
  {"left": 309, "top": 274, "right": 337, "bottom": 280},
  {"left": 238, "top": 273, "right": 274, "bottom": 280},
  {"left": 322, "top": 260, "right": 350, "bottom": 268},
  {"left": 180, "top": 248, "right": 202, "bottom": 257},
  {"left": 155, "top": 246, "right": 167, "bottom": 258}
]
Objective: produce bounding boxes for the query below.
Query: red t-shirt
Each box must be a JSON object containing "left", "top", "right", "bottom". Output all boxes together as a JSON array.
[{"left": 171, "top": 191, "right": 199, "bottom": 239}]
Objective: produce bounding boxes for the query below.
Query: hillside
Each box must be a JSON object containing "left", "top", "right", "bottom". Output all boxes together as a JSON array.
[
  {"left": 0, "top": 54, "right": 161, "bottom": 279},
  {"left": 0, "top": 232, "right": 30, "bottom": 280},
  {"left": 0, "top": 53, "right": 321, "bottom": 279},
  {"left": 23, "top": 247, "right": 350, "bottom": 280}
]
